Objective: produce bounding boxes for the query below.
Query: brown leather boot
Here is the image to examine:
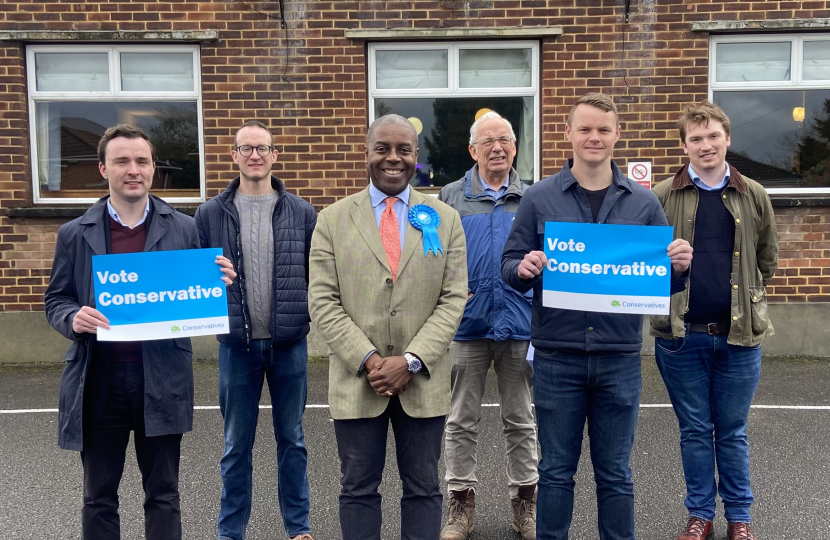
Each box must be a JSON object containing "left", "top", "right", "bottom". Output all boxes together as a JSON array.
[
  {"left": 440, "top": 489, "right": 476, "bottom": 540},
  {"left": 678, "top": 516, "right": 714, "bottom": 540},
  {"left": 727, "top": 522, "right": 757, "bottom": 540},
  {"left": 511, "top": 484, "right": 536, "bottom": 540}
]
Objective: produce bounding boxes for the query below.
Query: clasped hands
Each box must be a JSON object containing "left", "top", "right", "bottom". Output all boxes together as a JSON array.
[{"left": 365, "top": 352, "right": 412, "bottom": 398}]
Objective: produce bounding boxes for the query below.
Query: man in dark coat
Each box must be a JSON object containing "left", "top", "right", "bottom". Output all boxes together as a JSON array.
[
  {"left": 194, "top": 120, "right": 317, "bottom": 540},
  {"left": 44, "top": 124, "right": 235, "bottom": 540}
]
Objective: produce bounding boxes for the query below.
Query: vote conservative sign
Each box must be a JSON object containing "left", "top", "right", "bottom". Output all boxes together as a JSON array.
[
  {"left": 92, "top": 248, "right": 230, "bottom": 341},
  {"left": 542, "top": 222, "right": 673, "bottom": 315}
]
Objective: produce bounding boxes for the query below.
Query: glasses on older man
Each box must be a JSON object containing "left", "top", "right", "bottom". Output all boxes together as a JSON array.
[
  {"left": 235, "top": 144, "right": 274, "bottom": 157},
  {"left": 474, "top": 136, "right": 515, "bottom": 148}
]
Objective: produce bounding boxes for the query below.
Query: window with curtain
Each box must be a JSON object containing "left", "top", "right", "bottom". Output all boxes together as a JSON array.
[
  {"left": 710, "top": 35, "right": 830, "bottom": 193},
  {"left": 27, "top": 45, "right": 203, "bottom": 203},
  {"left": 369, "top": 42, "right": 539, "bottom": 189}
]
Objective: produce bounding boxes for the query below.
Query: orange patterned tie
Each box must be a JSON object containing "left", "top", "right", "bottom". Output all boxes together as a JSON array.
[{"left": 380, "top": 196, "right": 401, "bottom": 281}]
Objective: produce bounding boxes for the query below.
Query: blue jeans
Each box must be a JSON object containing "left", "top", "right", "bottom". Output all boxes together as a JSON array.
[
  {"left": 655, "top": 330, "right": 761, "bottom": 523},
  {"left": 533, "top": 348, "right": 642, "bottom": 540},
  {"left": 217, "top": 339, "right": 310, "bottom": 540}
]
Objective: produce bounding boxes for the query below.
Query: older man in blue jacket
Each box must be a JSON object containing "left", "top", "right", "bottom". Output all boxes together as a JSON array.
[
  {"left": 438, "top": 111, "right": 538, "bottom": 540},
  {"left": 45, "top": 124, "right": 234, "bottom": 540},
  {"left": 502, "top": 93, "right": 692, "bottom": 540}
]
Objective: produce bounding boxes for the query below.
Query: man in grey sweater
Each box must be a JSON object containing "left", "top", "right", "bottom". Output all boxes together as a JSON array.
[{"left": 195, "top": 120, "right": 317, "bottom": 540}]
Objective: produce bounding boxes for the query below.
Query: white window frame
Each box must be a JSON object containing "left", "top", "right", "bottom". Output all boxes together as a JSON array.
[
  {"left": 368, "top": 40, "right": 540, "bottom": 184},
  {"left": 26, "top": 44, "right": 205, "bottom": 204},
  {"left": 709, "top": 34, "right": 830, "bottom": 194}
]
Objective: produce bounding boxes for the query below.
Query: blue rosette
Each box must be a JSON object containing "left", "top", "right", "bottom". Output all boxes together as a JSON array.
[{"left": 408, "top": 204, "right": 444, "bottom": 256}]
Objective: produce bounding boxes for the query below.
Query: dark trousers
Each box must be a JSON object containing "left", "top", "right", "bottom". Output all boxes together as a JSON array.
[
  {"left": 80, "top": 361, "right": 183, "bottom": 540},
  {"left": 333, "top": 397, "right": 445, "bottom": 540}
]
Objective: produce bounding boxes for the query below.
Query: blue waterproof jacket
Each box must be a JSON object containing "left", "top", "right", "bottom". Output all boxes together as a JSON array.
[
  {"left": 439, "top": 165, "right": 531, "bottom": 341},
  {"left": 501, "top": 159, "right": 688, "bottom": 352}
]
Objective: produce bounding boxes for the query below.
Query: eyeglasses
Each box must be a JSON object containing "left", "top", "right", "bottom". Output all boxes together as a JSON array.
[
  {"left": 474, "top": 136, "right": 515, "bottom": 148},
  {"left": 235, "top": 145, "right": 274, "bottom": 157}
]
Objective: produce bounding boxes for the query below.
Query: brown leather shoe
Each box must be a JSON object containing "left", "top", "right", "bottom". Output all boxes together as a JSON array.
[
  {"left": 440, "top": 489, "right": 475, "bottom": 540},
  {"left": 678, "top": 516, "right": 714, "bottom": 540},
  {"left": 728, "top": 522, "right": 757, "bottom": 540},
  {"left": 511, "top": 484, "right": 537, "bottom": 540}
]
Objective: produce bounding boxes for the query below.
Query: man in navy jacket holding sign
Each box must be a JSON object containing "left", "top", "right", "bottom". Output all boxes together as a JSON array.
[
  {"left": 44, "top": 124, "right": 235, "bottom": 540},
  {"left": 501, "top": 93, "right": 692, "bottom": 540}
]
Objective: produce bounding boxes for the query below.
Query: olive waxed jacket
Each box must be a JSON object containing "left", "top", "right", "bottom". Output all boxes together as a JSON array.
[{"left": 650, "top": 164, "right": 779, "bottom": 347}]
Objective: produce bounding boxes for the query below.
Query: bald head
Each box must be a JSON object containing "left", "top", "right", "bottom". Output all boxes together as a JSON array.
[{"left": 367, "top": 114, "right": 418, "bottom": 147}]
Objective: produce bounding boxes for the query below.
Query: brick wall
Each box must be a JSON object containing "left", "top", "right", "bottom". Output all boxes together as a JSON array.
[
  {"left": 770, "top": 206, "right": 830, "bottom": 302},
  {"left": 0, "top": 0, "right": 828, "bottom": 311}
]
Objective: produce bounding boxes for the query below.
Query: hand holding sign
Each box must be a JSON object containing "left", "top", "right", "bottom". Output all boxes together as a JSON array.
[
  {"left": 667, "top": 239, "right": 693, "bottom": 274},
  {"left": 216, "top": 255, "right": 237, "bottom": 285},
  {"left": 72, "top": 305, "right": 110, "bottom": 335},
  {"left": 518, "top": 250, "right": 548, "bottom": 280}
]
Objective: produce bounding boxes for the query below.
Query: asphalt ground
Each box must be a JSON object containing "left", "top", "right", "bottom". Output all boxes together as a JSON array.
[{"left": 1, "top": 356, "right": 828, "bottom": 540}]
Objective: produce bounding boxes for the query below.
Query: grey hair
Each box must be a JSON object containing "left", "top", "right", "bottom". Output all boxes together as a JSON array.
[
  {"left": 366, "top": 114, "right": 418, "bottom": 146},
  {"left": 468, "top": 111, "right": 516, "bottom": 145}
]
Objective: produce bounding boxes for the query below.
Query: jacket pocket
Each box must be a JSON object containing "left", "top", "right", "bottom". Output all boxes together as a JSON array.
[
  {"left": 63, "top": 341, "right": 81, "bottom": 362},
  {"left": 173, "top": 337, "right": 193, "bottom": 353},
  {"left": 650, "top": 314, "right": 672, "bottom": 332},
  {"left": 749, "top": 287, "right": 770, "bottom": 335}
]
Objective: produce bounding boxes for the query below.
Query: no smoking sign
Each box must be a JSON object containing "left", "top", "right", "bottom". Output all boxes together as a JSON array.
[{"left": 627, "top": 161, "right": 652, "bottom": 190}]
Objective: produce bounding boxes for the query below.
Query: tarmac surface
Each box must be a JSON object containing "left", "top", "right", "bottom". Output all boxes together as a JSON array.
[{"left": 1, "top": 355, "right": 828, "bottom": 539}]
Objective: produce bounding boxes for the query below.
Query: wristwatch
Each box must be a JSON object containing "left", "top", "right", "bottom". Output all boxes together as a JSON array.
[{"left": 404, "top": 352, "right": 423, "bottom": 373}]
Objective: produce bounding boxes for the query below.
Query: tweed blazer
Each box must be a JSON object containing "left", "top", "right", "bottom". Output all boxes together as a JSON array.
[{"left": 309, "top": 187, "right": 468, "bottom": 420}]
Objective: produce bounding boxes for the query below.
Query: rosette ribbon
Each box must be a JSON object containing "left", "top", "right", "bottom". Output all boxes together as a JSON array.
[{"left": 408, "top": 204, "right": 444, "bottom": 256}]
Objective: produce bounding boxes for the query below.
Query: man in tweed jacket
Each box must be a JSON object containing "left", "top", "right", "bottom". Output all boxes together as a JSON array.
[{"left": 309, "top": 114, "right": 468, "bottom": 540}]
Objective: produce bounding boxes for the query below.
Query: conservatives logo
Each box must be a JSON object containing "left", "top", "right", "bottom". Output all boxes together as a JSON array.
[
  {"left": 610, "top": 300, "right": 621, "bottom": 308},
  {"left": 170, "top": 325, "right": 181, "bottom": 333}
]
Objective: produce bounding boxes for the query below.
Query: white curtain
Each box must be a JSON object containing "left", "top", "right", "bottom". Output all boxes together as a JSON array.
[
  {"left": 376, "top": 50, "right": 448, "bottom": 89},
  {"left": 516, "top": 98, "right": 534, "bottom": 181},
  {"left": 35, "top": 53, "right": 109, "bottom": 92},
  {"left": 121, "top": 53, "right": 194, "bottom": 92},
  {"left": 716, "top": 42, "right": 791, "bottom": 82},
  {"left": 35, "top": 103, "right": 63, "bottom": 191}
]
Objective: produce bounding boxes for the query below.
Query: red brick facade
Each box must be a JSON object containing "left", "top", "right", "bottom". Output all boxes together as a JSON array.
[{"left": 0, "top": 0, "right": 828, "bottom": 311}]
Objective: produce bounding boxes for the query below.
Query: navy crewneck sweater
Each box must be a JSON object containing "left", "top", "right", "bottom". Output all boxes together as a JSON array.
[{"left": 685, "top": 186, "right": 735, "bottom": 325}]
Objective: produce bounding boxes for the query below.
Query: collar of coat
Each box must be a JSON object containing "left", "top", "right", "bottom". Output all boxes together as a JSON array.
[
  {"left": 79, "top": 194, "right": 173, "bottom": 226},
  {"left": 464, "top": 164, "right": 524, "bottom": 199},
  {"left": 669, "top": 162, "right": 748, "bottom": 195},
  {"left": 218, "top": 175, "right": 287, "bottom": 205}
]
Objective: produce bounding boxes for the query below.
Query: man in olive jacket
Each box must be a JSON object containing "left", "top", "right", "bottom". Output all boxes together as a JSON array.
[
  {"left": 45, "top": 125, "right": 234, "bottom": 540},
  {"left": 650, "top": 101, "right": 778, "bottom": 540}
]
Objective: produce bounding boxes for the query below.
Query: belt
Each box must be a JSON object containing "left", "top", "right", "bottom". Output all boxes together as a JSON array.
[{"left": 688, "top": 323, "right": 730, "bottom": 335}]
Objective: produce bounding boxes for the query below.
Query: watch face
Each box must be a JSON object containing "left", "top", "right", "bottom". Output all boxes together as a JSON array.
[{"left": 407, "top": 357, "right": 422, "bottom": 373}]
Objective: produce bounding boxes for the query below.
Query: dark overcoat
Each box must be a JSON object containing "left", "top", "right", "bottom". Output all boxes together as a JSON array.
[{"left": 44, "top": 195, "right": 200, "bottom": 451}]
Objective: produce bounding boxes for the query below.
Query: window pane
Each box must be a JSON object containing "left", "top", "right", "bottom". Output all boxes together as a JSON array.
[
  {"left": 35, "top": 53, "right": 110, "bottom": 92},
  {"left": 121, "top": 53, "right": 195, "bottom": 92},
  {"left": 713, "top": 89, "right": 830, "bottom": 188},
  {"left": 374, "top": 96, "right": 534, "bottom": 187},
  {"left": 716, "top": 42, "right": 791, "bottom": 82},
  {"left": 803, "top": 41, "right": 830, "bottom": 81},
  {"left": 34, "top": 101, "right": 200, "bottom": 198},
  {"left": 376, "top": 50, "right": 448, "bottom": 89},
  {"left": 459, "top": 48, "right": 532, "bottom": 88}
]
